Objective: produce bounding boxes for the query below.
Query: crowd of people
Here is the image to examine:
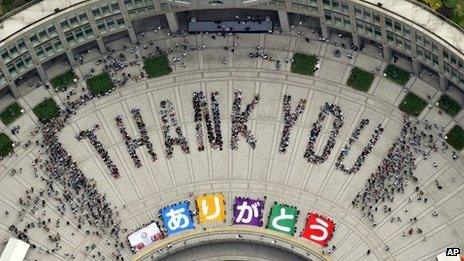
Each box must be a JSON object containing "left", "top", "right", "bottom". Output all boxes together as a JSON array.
[
  {"left": 192, "top": 91, "right": 224, "bottom": 151},
  {"left": 230, "top": 90, "right": 260, "bottom": 150},
  {"left": 304, "top": 103, "right": 344, "bottom": 164},
  {"left": 76, "top": 124, "right": 120, "bottom": 178},
  {"left": 115, "top": 108, "right": 158, "bottom": 168},
  {"left": 279, "top": 95, "right": 307, "bottom": 154},
  {"left": 2, "top": 21, "right": 462, "bottom": 261},
  {"left": 352, "top": 115, "right": 443, "bottom": 232},
  {"left": 160, "top": 100, "right": 190, "bottom": 158},
  {"left": 335, "top": 119, "right": 384, "bottom": 174}
]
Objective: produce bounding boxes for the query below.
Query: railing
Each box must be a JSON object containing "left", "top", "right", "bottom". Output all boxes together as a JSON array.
[
  {"left": 0, "top": 0, "right": 44, "bottom": 24},
  {"left": 357, "top": 0, "right": 464, "bottom": 57},
  {"left": 402, "top": 0, "right": 464, "bottom": 35},
  {"left": 0, "top": 0, "right": 91, "bottom": 44}
]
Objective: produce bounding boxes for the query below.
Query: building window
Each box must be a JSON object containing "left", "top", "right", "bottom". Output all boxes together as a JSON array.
[
  {"left": 374, "top": 27, "right": 381, "bottom": 37},
  {"left": 1, "top": 51, "right": 9, "bottom": 60},
  {"left": 9, "top": 46, "right": 17, "bottom": 55},
  {"left": 60, "top": 20, "right": 70, "bottom": 29},
  {"left": 415, "top": 34, "right": 422, "bottom": 45},
  {"left": 385, "top": 18, "right": 392, "bottom": 28},
  {"left": 341, "top": 3, "right": 348, "bottom": 13},
  {"left": 324, "top": 12, "right": 332, "bottom": 21},
  {"left": 364, "top": 11, "right": 371, "bottom": 19},
  {"left": 69, "top": 16, "right": 79, "bottom": 25},
  {"left": 387, "top": 33, "right": 394, "bottom": 43},
  {"left": 17, "top": 40, "right": 26, "bottom": 51},
  {"left": 38, "top": 30, "right": 47, "bottom": 39},
  {"left": 101, "top": 5, "right": 111, "bottom": 15},
  {"left": 92, "top": 8, "right": 101, "bottom": 17},
  {"left": 354, "top": 7, "right": 362, "bottom": 17},
  {"left": 48, "top": 26, "right": 56, "bottom": 36},
  {"left": 79, "top": 13, "right": 88, "bottom": 21},
  {"left": 343, "top": 18, "right": 351, "bottom": 28},
  {"left": 373, "top": 14, "right": 380, "bottom": 23},
  {"left": 111, "top": 3, "right": 120, "bottom": 11},
  {"left": 30, "top": 35, "right": 39, "bottom": 44},
  {"left": 443, "top": 50, "right": 449, "bottom": 59}
]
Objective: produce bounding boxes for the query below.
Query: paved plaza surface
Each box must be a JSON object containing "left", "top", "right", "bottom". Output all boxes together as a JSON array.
[{"left": 1, "top": 29, "right": 464, "bottom": 261}]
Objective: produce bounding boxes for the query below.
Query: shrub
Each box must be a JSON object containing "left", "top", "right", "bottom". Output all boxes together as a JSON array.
[
  {"left": 437, "top": 95, "right": 461, "bottom": 117},
  {"left": 291, "top": 53, "right": 317, "bottom": 76},
  {"left": 143, "top": 55, "right": 172, "bottom": 78},
  {"left": 0, "top": 133, "right": 13, "bottom": 158},
  {"left": 346, "top": 67, "right": 375, "bottom": 92},
  {"left": 0, "top": 102, "right": 23, "bottom": 125},
  {"left": 50, "top": 70, "right": 77, "bottom": 92},
  {"left": 399, "top": 92, "right": 427, "bottom": 117},
  {"left": 86, "top": 72, "right": 114, "bottom": 96},
  {"left": 446, "top": 125, "right": 464, "bottom": 151},
  {"left": 33, "top": 98, "right": 60, "bottom": 122},
  {"left": 384, "top": 64, "right": 411, "bottom": 86}
]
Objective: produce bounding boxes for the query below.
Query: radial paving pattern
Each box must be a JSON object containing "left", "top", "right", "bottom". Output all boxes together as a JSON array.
[{"left": 0, "top": 31, "right": 464, "bottom": 261}]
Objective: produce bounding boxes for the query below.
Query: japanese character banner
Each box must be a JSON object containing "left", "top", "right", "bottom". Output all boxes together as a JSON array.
[
  {"left": 266, "top": 202, "right": 299, "bottom": 236},
  {"left": 160, "top": 201, "right": 195, "bottom": 236},
  {"left": 233, "top": 197, "right": 264, "bottom": 226},
  {"left": 301, "top": 212, "right": 336, "bottom": 247},
  {"left": 196, "top": 193, "right": 226, "bottom": 224}
]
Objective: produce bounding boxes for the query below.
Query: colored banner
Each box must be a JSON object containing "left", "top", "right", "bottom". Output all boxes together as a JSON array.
[
  {"left": 196, "top": 193, "right": 226, "bottom": 223},
  {"left": 266, "top": 203, "right": 298, "bottom": 236},
  {"left": 233, "top": 197, "right": 265, "bottom": 226},
  {"left": 128, "top": 222, "right": 164, "bottom": 252},
  {"left": 160, "top": 201, "right": 195, "bottom": 236},
  {"left": 301, "top": 212, "right": 336, "bottom": 247}
]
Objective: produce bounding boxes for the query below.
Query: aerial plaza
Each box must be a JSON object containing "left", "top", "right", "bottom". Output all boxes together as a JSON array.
[{"left": 0, "top": 1, "right": 464, "bottom": 261}]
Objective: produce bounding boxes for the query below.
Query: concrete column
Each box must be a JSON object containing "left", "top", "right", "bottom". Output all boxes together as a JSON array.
[
  {"left": 65, "top": 50, "right": 77, "bottom": 67},
  {"left": 127, "top": 27, "right": 137, "bottom": 44},
  {"left": 0, "top": 60, "right": 18, "bottom": 98},
  {"left": 166, "top": 12, "right": 179, "bottom": 33},
  {"left": 9, "top": 83, "right": 20, "bottom": 98},
  {"left": 54, "top": 21, "right": 76, "bottom": 67},
  {"left": 96, "top": 37, "right": 106, "bottom": 54},
  {"left": 36, "top": 65, "right": 47, "bottom": 82},
  {"left": 412, "top": 58, "right": 421, "bottom": 75},
  {"left": 383, "top": 45, "right": 391, "bottom": 62},
  {"left": 118, "top": 0, "right": 137, "bottom": 44},
  {"left": 439, "top": 74, "right": 448, "bottom": 90},
  {"left": 352, "top": 34, "right": 361, "bottom": 48},
  {"left": 85, "top": 10, "right": 106, "bottom": 54},
  {"left": 278, "top": 10, "right": 290, "bottom": 32},
  {"left": 24, "top": 38, "right": 48, "bottom": 81},
  {"left": 321, "top": 24, "right": 330, "bottom": 39}
]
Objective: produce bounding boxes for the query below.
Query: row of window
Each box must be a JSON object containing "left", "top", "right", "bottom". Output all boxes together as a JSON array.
[
  {"left": 7, "top": 53, "right": 33, "bottom": 78},
  {"left": 325, "top": 12, "right": 351, "bottom": 29},
  {"left": 1, "top": 0, "right": 463, "bottom": 86},
  {"left": 96, "top": 15, "right": 126, "bottom": 33},
  {"left": 444, "top": 62, "right": 464, "bottom": 87},
  {"left": 60, "top": 12, "right": 89, "bottom": 32},
  {"left": 356, "top": 20, "right": 383, "bottom": 41},
  {"left": 91, "top": 1, "right": 121, "bottom": 19},
  {"left": 0, "top": 73, "right": 5, "bottom": 86},
  {"left": 443, "top": 50, "right": 464, "bottom": 71},
  {"left": 35, "top": 38, "right": 64, "bottom": 61},
  {"left": 0, "top": 39, "right": 27, "bottom": 63},
  {"left": 124, "top": 0, "right": 154, "bottom": 11}
]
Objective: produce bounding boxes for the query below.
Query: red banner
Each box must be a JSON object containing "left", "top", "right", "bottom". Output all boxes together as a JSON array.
[{"left": 301, "top": 212, "right": 336, "bottom": 247}]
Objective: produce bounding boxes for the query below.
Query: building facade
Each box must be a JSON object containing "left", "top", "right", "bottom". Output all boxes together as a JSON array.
[{"left": 0, "top": 0, "right": 463, "bottom": 98}]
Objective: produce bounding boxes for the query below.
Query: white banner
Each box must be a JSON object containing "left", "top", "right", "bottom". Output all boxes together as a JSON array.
[{"left": 128, "top": 222, "right": 163, "bottom": 252}]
